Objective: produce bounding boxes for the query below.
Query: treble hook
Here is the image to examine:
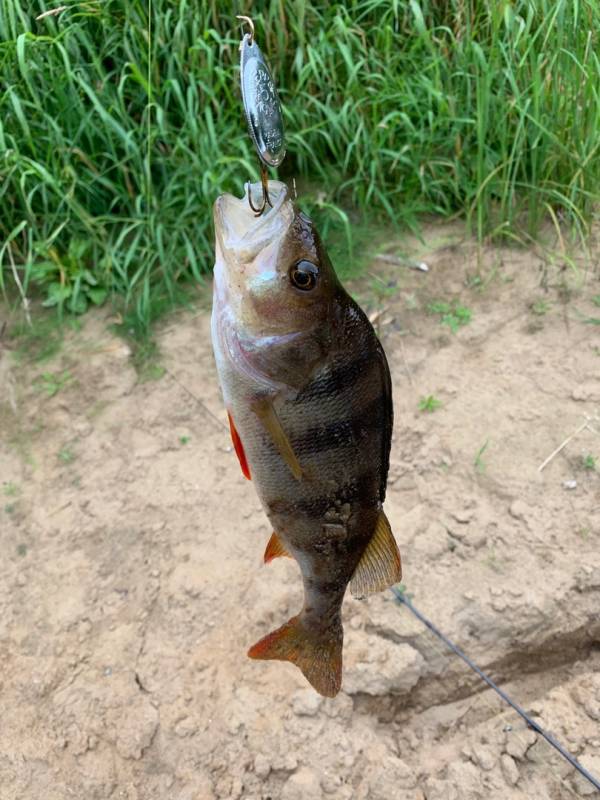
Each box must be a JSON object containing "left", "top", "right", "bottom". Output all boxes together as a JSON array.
[{"left": 246, "top": 163, "right": 273, "bottom": 217}]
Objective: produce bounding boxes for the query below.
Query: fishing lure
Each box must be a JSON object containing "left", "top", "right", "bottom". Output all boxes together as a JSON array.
[{"left": 237, "top": 15, "right": 286, "bottom": 215}]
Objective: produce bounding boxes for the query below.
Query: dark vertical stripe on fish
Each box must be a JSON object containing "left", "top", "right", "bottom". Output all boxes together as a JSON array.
[
  {"left": 267, "top": 470, "right": 381, "bottom": 519},
  {"left": 290, "top": 393, "right": 388, "bottom": 456},
  {"left": 296, "top": 349, "right": 375, "bottom": 403}
]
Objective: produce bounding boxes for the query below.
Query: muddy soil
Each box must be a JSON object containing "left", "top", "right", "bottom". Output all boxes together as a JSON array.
[{"left": 1, "top": 226, "right": 599, "bottom": 800}]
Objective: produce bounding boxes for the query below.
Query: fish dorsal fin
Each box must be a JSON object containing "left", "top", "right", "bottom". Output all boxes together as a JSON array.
[
  {"left": 350, "top": 510, "right": 402, "bottom": 599},
  {"left": 264, "top": 532, "right": 292, "bottom": 564},
  {"left": 251, "top": 397, "right": 303, "bottom": 481},
  {"left": 227, "top": 411, "right": 251, "bottom": 480}
]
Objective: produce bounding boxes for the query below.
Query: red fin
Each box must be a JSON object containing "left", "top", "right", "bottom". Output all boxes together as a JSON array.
[
  {"left": 248, "top": 614, "right": 342, "bottom": 698},
  {"left": 264, "top": 532, "right": 292, "bottom": 564},
  {"left": 227, "top": 411, "right": 251, "bottom": 480}
]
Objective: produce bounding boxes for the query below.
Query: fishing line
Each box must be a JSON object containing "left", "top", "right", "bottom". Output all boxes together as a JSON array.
[{"left": 391, "top": 586, "right": 600, "bottom": 793}]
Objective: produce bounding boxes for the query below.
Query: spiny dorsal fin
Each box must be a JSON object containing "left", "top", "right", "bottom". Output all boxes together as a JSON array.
[
  {"left": 350, "top": 510, "right": 402, "bottom": 599},
  {"left": 264, "top": 532, "right": 292, "bottom": 564},
  {"left": 251, "top": 397, "right": 303, "bottom": 480}
]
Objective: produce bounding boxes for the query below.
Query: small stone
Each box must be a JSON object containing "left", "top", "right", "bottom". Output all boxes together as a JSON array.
[
  {"left": 323, "top": 692, "right": 353, "bottom": 721},
  {"left": 451, "top": 507, "right": 475, "bottom": 524},
  {"left": 282, "top": 754, "right": 298, "bottom": 771},
  {"left": 416, "top": 520, "right": 450, "bottom": 558},
  {"left": 344, "top": 638, "right": 425, "bottom": 696},
  {"left": 16, "top": 573, "right": 27, "bottom": 587},
  {"left": 281, "top": 768, "right": 322, "bottom": 800},
  {"left": 471, "top": 744, "right": 497, "bottom": 771},
  {"left": 321, "top": 774, "right": 342, "bottom": 794},
  {"left": 563, "top": 479, "right": 578, "bottom": 490},
  {"left": 571, "top": 387, "right": 589, "bottom": 401},
  {"left": 349, "top": 614, "right": 363, "bottom": 630},
  {"left": 505, "top": 729, "right": 536, "bottom": 760},
  {"left": 500, "top": 754, "right": 519, "bottom": 786},
  {"left": 215, "top": 776, "right": 231, "bottom": 799},
  {"left": 254, "top": 754, "right": 270, "bottom": 779},
  {"left": 114, "top": 698, "right": 159, "bottom": 760},
  {"left": 423, "top": 778, "right": 459, "bottom": 800},
  {"left": 73, "top": 420, "right": 93, "bottom": 437},
  {"left": 174, "top": 717, "right": 197, "bottom": 738},
  {"left": 491, "top": 597, "right": 508, "bottom": 612},
  {"left": 465, "top": 526, "right": 488, "bottom": 549},
  {"left": 525, "top": 739, "right": 545, "bottom": 764},
  {"left": 292, "top": 689, "right": 322, "bottom": 716},
  {"left": 230, "top": 777, "right": 242, "bottom": 800},
  {"left": 509, "top": 500, "right": 529, "bottom": 521},
  {"left": 575, "top": 567, "right": 600, "bottom": 594},
  {"left": 572, "top": 754, "right": 600, "bottom": 796},
  {"left": 365, "top": 756, "right": 417, "bottom": 798}
]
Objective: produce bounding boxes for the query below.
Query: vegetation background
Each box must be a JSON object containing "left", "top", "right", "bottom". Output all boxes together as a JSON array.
[{"left": 1, "top": 0, "right": 599, "bottom": 336}]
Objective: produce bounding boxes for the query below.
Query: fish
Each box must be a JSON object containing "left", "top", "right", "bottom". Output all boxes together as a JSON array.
[{"left": 211, "top": 180, "right": 401, "bottom": 697}]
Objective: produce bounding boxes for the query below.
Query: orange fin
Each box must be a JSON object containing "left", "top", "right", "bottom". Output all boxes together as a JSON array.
[
  {"left": 248, "top": 614, "right": 342, "bottom": 698},
  {"left": 349, "top": 510, "right": 402, "bottom": 599},
  {"left": 251, "top": 398, "right": 303, "bottom": 481},
  {"left": 227, "top": 411, "right": 251, "bottom": 480},
  {"left": 264, "top": 532, "right": 292, "bottom": 564}
]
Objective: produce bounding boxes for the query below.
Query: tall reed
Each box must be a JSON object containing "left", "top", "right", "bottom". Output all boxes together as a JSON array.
[{"left": 1, "top": 1, "right": 598, "bottom": 325}]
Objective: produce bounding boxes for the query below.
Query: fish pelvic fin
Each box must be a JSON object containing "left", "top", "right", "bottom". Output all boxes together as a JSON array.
[
  {"left": 247, "top": 614, "right": 342, "bottom": 698},
  {"left": 350, "top": 509, "right": 402, "bottom": 599},
  {"left": 251, "top": 397, "right": 303, "bottom": 481},
  {"left": 264, "top": 531, "right": 292, "bottom": 564},
  {"left": 227, "top": 411, "right": 251, "bottom": 480}
]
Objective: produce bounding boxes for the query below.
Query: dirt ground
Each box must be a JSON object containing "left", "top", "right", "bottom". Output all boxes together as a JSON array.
[{"left": 1, "top": 224, "right": 600, "bottom": 800}]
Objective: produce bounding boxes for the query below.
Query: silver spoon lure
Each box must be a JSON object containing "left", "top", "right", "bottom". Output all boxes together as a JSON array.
[{"left": 237, "top": 16, "right": 286, "bottom": 215}]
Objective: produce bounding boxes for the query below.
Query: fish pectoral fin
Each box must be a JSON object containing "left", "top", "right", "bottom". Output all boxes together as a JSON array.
[
  {"left": 264, "top": 532, "right": 292, "bottom": 564},
  {"left": 350, "top": 510, "right": 402, "bottom": 599},
  {"left": 251, "top": 397, "right": 303, "bottom": 481},
  {"left": 227, "top": 411, "right": 251, "bottom": 480},
  {"left": 248, "top": 613, "right": 342, "bottom": 698}
]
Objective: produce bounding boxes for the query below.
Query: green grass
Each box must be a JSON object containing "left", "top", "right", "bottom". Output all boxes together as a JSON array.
[
  {"left": 57, "top": 444, "right": 75, "bottom": 464},
  {"left": 530, "top": 299, "right": 550, "bottom": 315},
  {"left": 474, "top": 439, "right": 490, "bottom": 473},
  {"left": 34, "top": 369, "right": 72, "bottom": 397},
  {"left": 418, "top": 394, "right": 442, "bottom": 413},
  {"left": 428, "top": 300, "right": 472, "bottom": 332},
  {"left": 581, "top": 453, "right": 596, "bottom": 471},
  {"left": 1, "top": 0, "right": 600, "bottom": 333}
]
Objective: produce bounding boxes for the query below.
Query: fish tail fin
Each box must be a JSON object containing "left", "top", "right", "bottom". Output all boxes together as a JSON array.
[{"left": 247, "top": 613, "right": 342, "bottom": 698}]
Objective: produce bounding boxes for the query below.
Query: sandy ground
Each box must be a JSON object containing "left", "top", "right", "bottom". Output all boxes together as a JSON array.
[{"left": 1, "top": 225, "right": 600, "bottom": 800}]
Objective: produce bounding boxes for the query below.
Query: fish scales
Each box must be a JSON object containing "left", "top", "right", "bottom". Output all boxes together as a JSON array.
[
  {"left": 233, "top": 326, "right": 388, "bottom": 531},
  {"left": 211, "top": 180, "right": 401, "bottom": 697}
]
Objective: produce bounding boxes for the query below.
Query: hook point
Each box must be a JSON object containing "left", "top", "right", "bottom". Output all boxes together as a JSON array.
[{"left": 236, "top": 15, "right": 255, "bottom": 44}]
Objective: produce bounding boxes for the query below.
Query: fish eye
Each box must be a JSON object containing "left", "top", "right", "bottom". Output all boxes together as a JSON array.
[{"left": 289, "top": 260, "right": 319, "bottom": 291}]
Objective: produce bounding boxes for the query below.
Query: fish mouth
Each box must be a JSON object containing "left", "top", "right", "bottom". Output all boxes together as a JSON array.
[{"left": 214, "top": 180, "right": 293, "bottom": 254}]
